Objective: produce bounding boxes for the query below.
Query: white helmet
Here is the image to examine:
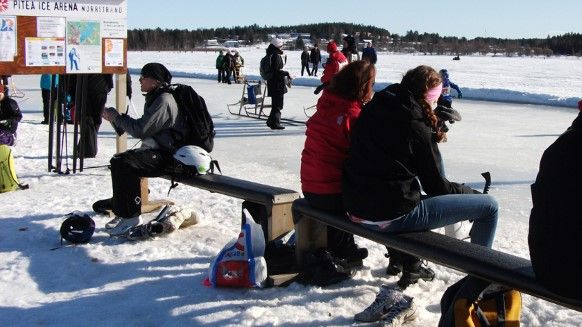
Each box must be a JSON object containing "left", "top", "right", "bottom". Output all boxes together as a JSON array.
[{"left": 173, "top": 145, "right": 212, "bottom": 175}]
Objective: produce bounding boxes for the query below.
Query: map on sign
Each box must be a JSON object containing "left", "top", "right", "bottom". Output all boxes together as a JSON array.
[{"left": 66, "top": 21, "right": 100, "bottom": 45}]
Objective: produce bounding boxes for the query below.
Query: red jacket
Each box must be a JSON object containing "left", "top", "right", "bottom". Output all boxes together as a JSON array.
[
  {"left": 321, "top": 42, "right": 348, "bottom": 84},
  {"left": 301, "top": 91, "right": 362, "bottom": 194}
]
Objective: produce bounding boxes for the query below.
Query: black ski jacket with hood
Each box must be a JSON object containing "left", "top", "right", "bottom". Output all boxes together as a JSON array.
[
  {"left": 265, "top": 44, "right": 290, "bottom": 97},
  {"left": 528, "top": 111, "right": 582, "bottom": 298},
  {"left": 342, "top": 84, "right": 477, "bottom": 221}
]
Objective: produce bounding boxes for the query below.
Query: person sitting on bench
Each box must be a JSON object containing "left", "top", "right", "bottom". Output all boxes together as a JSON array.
[
  {"left": 342, "top": 65, "right": 499, "bottom": 289},
  {"left": 301, "top": 60, "right": 376, "bottom": 270},
  {"left": 101, "top": 63, "right": 190, "bottom": 236}
]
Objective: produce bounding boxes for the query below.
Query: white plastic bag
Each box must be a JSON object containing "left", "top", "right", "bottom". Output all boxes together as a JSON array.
[{"left": 206, "top": 209, "right": 267, "bottom": 288}]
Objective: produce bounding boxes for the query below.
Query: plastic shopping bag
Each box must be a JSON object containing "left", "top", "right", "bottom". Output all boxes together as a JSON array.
[{"left": 206, "top": 209, "right": 267, "bottom": 288}]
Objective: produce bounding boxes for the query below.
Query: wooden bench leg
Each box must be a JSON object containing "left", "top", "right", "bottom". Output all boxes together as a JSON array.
[
  {"left": 242, "top": 201, "right": 294, "bottom": 242},
  {"left": 139, "top": 178, "right": 174, "bottom": 214},
  {"left": 294, "top": 217, "right": 328, "bottom": 266}
]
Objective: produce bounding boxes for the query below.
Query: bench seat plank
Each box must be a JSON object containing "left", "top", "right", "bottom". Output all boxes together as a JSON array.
[
  {"left": 164, "top": 174, "right": 300, "bottom": 205},
  {"left": 292, "top": 198, "right": 582, "bottom": 312}
]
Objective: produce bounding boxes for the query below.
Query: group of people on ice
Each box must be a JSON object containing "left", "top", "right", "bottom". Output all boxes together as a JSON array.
[{"left": 216, "top": 49, "right": 245, "bottom": 84}]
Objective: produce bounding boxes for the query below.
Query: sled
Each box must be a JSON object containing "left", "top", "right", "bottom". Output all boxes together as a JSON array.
[
  {"left": 227, "top": 80, "right": 305, "bottom": 126},
  {"left": 303, "top": 104, "right": 316, "bottom": 118}
]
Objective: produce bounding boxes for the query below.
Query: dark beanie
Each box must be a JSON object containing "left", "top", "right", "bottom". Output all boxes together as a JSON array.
[{"left": 141, "top": 63, "right": 172, "bottom": 84}]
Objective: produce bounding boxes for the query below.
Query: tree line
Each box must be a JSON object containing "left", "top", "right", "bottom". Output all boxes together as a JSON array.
[{"left": 127, "top": 23, "right": 582, "bottom": 57}]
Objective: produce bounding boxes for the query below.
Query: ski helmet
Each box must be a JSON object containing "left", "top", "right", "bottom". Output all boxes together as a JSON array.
[
  {"left": 440, "top": 69, "right": 449, "bottom": 79},
  {"left": 173, "top": 145, "right": 212, "bottom": 175},
  {"left": 60, "top": 212, "right": 95, "bottom": 244}
]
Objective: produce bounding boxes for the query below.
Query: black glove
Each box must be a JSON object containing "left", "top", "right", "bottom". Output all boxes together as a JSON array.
[
  {"left": 314, "top": 83, "right": 327, "bottom": 95},
  {"left": 457, "top": 92, "right": 463, "bottom": 99},
  {"left": 435, "top": 105, "right": 462, "bottom": 123}
]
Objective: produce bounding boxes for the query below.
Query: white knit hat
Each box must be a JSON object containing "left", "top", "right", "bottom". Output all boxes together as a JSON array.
[{"left": 271, "top": 38, "right": 283, "bottom": 48}]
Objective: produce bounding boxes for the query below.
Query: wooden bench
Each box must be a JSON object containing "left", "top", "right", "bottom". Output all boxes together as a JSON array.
[
  {"left": 292, "top": 198, "right": 582, "bottom": 312},
  {"left": 163, "top": 174, "right": 299, "bottom": 242}
]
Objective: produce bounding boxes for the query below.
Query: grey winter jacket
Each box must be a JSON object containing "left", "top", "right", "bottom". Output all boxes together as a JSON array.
[{"left": 114, "top": 91, "right": 188, "bottom": 152}]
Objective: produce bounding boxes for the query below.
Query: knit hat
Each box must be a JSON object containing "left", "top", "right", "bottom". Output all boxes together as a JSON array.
[
  {"left": 578, "top": 99, "right": 582, "bottom": 111},
  {"left": 327, "top": 41, "right": 338, "bottom": 53},
  {"left": 141, "top": 63, "right": 172, "bottom": 84},
  {"left": 271, "top": 38, "right": 283, "bottom": 48}
]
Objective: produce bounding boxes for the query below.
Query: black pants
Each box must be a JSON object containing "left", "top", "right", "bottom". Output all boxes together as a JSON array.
[
  {"left": 41, "top": 89, "right": 50, "bottom": 122},
  {"left": 303, "top": 192, "right": 356, "bottom": 254},
  {"left": 79, "top": 92, "right": 107, "bottom": 158},
  {"left": 110, "top": 148, "right": 170, "bottom": 218},
  {"left": 267, "top": 94, "right": 284, "bottom": 127},
  {"left": 217, "top": 69, "right": 225, "bottom": 83},
  {"left": 224, "top": 69, "right": 232, "bottom": 84},
  {"left": 301, "top": 63, "right": 311, "bottom": 76},
  {"left": 311, "top": 62, "right": 319, "bottom": 76}
]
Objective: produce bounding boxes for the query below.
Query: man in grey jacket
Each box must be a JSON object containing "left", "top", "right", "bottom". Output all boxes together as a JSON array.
[{"left": 101, "top": 63, "right": 189, "bottom": 236}]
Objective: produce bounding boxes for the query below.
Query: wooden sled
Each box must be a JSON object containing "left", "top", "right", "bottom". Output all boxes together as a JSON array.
[
  {"left": 303, "top": 104, "right": 316, "bottom": 118},
  {"left": 227, "top": 80, "right": 305, "bottom": 126}
]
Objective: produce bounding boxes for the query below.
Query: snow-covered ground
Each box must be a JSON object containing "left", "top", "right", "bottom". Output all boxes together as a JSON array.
[{"left": 1, "top": 50, "right": 581, "bottom": 326}]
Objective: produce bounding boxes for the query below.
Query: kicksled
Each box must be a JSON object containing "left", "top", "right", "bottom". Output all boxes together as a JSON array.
[{"left": 226, "top": 79, "right": 305, "bottom": 126}]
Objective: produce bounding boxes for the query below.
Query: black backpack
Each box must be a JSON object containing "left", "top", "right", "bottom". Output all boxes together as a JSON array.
[
  {"left": 260, "top": 54, "right": 273, "bottom": 80},
  {"left": 169, "top": 84, "right": 215, "bottom": 153}
]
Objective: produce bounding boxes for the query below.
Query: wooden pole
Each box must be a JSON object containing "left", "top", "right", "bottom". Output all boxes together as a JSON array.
[{"left": 115, "top": 73, "right": 127, "bottom": 153}]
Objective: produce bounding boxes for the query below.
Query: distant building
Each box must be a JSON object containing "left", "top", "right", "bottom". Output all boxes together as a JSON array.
[
  {"left": 223, "top": 40, "right": 239, "bottom": 48},
  {"left": 206, "top": 39, "right": 219, "bottom": 47}
]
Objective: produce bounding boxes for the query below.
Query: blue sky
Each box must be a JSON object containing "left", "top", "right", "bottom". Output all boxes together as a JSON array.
[{"left": 128, "top": 0, "right": 582, "bottom": 39}]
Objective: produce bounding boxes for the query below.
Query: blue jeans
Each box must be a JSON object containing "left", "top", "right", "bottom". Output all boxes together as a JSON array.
[{"left": 372, "top": 194, "right": 498, "bottom": 248}]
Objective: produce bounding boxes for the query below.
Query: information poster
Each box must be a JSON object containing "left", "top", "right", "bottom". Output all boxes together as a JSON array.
[
  {"left": 104, "top": 38, "right": 123, "bottom": 66},
  {"left": 102, "top": 20, "right": 127, "bottom": 38},
  {"left": 25, "top": 37, "right": 66, "bottom": 66},
  {"left": 0, "top": 16, "right": 17, "bottom": 61},
  {"left": 66, "top": 20, "right": 102, "bottom": 73},
  {"left": 37, "top": 16, "right": 66, "bottom": 38}
]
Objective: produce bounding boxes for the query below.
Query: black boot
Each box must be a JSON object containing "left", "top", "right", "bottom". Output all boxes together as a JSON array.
[
  {"left": 385, "top": 247, "right": 403, "bottom": 276},
  {"left": 328, "top": 228, "right": 368, "bottom": 269},
  {"left": 397, "top": 255, "right": 435, "bottom": 289}
]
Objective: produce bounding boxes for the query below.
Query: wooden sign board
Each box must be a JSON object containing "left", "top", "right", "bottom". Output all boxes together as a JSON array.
[{"left": 0, "top": 0, "right": 127, "bottom": 75}]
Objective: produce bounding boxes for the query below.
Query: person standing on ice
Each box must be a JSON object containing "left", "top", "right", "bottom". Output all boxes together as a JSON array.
[
  {"left": 438, "top": 69, "right": 462, "bottom": 108},
  {"left": 313, "top": 40, "right": 347, "bottom": 95},
  {"left": 264, "top": 38, "right": 291, "bottom": 130},
  {"left": 310, "top": 44, "right": 321, "bottom": 76},
  {"left": 101, "top": 63, "right": 190, "bottom": 236},
  {"left": 215, "top": 50, "right": 225, "bottom": 83},
  {"left": 300, "top": 46, "right": 311, "bottom": 76}
]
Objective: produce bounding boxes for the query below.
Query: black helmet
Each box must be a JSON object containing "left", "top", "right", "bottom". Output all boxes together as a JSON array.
[{"left": 60, "top": 212, "right": 95, "bottom": 244}]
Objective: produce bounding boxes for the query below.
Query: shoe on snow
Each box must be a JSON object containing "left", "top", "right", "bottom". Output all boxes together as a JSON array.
[
  {"left": 354, "top": 285, "right": 404, "bottom": 322},
  {"left": 93, "top": 198, "right": 113, "bottom": 215},
  {"left": 397, "top": 262, "right": 435, "bottom": 289},
  {"left": 107, "top": 216, "right": 142, "bottom": 236},
  {"left": 378, "top": 296, "right": 418, "bottom": 327},
  {"left": 127, "top": 221, "right": 164, "bottom": 241},
  {"left": 105, "top": 216, "right": 123, "bottom": 230}
]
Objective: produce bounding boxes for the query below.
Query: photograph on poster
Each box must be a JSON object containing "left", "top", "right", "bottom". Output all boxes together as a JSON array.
[{"left": 25, "top": 37, "right": 65, "bottom": 66}]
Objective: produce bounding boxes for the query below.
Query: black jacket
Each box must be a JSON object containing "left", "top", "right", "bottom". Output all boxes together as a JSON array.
[
  {"left": 265, "top": 44, "right": 290, "bottom": 97},
  {"left": 529, "top": 112, "right": 582, "bottom": 298},
  {"left": 342, "top": 84, "right": 476, "bottom": 220},
  {"left": 310, "top": 48, "right": 321, "bottom": 64},
  {"left": 301, "top": 51, "right": 310, "bottom": 64}
]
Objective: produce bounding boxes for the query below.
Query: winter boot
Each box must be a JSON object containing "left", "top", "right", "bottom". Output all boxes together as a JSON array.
[
  {"left": 385, "top": 247, "right": 403, "bottom": 276},
  {"left": 397, "top": 257, "right": 435, "bottom": 289}
]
